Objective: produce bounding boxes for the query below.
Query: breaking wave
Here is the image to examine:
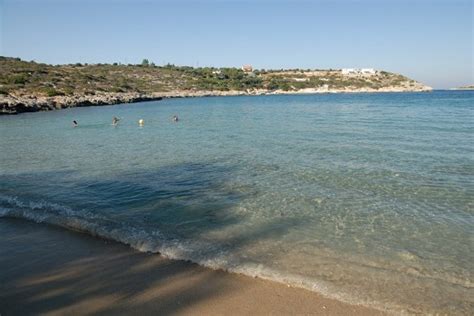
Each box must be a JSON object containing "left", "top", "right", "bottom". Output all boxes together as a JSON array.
[{"left": 0, "top": 193, "right": 405, "bottom": 314}]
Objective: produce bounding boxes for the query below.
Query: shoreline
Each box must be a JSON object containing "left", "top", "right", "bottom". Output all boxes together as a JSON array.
[
  {"left": 0, "top": 87, "right": 432, "bottom": 115},
  {"left": 0, "top": 217, "right": 383, "bottom": 315}
]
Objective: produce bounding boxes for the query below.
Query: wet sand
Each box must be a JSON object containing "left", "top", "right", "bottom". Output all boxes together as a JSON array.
[{"left": 0, "top": 218, "right": 383, "bottom": 315}]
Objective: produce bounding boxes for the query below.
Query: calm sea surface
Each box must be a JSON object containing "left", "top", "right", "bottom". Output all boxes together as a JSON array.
[{"left": 1, "top": 91, "right": 473, "bottom": 314}]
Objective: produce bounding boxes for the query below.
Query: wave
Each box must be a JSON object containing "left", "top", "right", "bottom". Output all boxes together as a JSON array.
[{"left": 0, "top": 193, "right": 443, "bottom": 315}]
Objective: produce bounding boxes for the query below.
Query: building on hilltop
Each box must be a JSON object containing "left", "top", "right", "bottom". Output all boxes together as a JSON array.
[
  {"left": 342, "top": 68, "right": 376, "bottom": 75},
  {"left": 342, "top": 68, "right": 356, "bottom": 75},
  {"left": 361, "top": 68, "right": 376, "bottom": 74},
  {"left": 242, "top": 65, "right": 253, "bottom": 72}
]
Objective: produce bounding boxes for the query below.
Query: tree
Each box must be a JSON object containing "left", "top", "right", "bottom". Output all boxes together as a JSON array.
[{"left": 141, "top": 59, "right": 149, "bottom": 66}]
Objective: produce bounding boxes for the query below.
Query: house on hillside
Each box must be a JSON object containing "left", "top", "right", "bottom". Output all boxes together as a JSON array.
[
  {"left": 361, "top": 68, "right": 376, "bottom": 74},
  {"left": 342, "top": 68, "right": 375, "bottom": 75},
  {"left": 242, "top": 65, "right": 253, "bottom": 72},
  {"left": 342, "top": 68, "right": 357, "bottom": 75}
]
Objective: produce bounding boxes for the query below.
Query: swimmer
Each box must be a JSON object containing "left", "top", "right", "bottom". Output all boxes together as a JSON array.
[
  {"left": 72, "top": 120, "right": 78, "bottom": 127},
  {"left": 172, "top": 115, "right": 179, "bottom": 122},
  {"left": 112, "top": 116, "right": 120, "bottom": 126},
  {"left": 138, "top": 119, "right": 144, "bottom": 126}
]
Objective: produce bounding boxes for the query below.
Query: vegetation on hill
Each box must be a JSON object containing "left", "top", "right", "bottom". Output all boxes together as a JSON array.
[{"left": 0, "top": 56, "right": 427, "bottom": 98}]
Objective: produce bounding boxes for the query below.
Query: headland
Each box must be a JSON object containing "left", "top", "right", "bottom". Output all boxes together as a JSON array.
[{"left": 0, "top": 56, "right": 432, "bottom": 114}]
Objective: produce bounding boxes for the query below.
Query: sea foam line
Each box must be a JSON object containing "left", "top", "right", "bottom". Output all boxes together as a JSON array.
[{"left": 0, "top": 193, "right": 404, "bottom": 314}]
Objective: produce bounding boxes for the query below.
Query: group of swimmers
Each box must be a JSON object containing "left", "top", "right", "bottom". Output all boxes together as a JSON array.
[{"left": 72, "top": 115, "right": 179, "bottom": 127}]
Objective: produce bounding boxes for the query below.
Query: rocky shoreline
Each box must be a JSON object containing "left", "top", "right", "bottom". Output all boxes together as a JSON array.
[
  {"left": 0, "top": 86, "right": 432, "bottom": 115},
  {"left": 0, "top": 92, "right": 164, "bottom": 115}
]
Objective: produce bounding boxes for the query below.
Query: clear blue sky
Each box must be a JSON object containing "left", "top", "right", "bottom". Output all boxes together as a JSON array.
[{"left": 1, "top": 0, "right": 472, "bottom": 88}]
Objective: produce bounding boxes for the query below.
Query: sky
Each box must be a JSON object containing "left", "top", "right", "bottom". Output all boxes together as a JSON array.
[{"left": 0, "top": 0, "right": 472, "bottom": 88}]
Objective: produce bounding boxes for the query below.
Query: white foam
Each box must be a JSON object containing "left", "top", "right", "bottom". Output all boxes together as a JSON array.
[{"left": 0, "top": 193, "right": 404, "bottom": 314}]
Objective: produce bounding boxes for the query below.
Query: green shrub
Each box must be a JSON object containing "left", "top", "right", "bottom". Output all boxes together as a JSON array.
[
  {"left": 111, "top": 86, "right": 125, "bottom": 93},
  {"left": 42, "top": 87, "right": 64, "bottom": 97},
  {"left": 62, "top": 86, "right": 75, "bottom": 95},
  {"left": 9, "top": 74, "right": 28, "bottom": 85},
  {"left": 0, "top": 86, "right": 10, "bottom": 95}
]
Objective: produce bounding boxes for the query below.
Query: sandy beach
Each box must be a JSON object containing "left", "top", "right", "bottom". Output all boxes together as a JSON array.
[{"left": 0, "top": 218, "right": 383, "bottom": 315}]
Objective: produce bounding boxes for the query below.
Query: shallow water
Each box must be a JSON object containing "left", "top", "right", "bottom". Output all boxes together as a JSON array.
[{"left": 1, "top": 91, "right": 473, "bottom": 314}]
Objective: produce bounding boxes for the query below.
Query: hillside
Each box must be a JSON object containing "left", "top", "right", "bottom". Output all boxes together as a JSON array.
[{"left": 0, "top": 57, "right": 432, "bottom": 114}]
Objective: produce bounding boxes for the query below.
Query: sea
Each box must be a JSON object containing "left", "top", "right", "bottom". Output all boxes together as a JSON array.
[{"left": 0, "top": 91, "right": 472, "bottom": 314}]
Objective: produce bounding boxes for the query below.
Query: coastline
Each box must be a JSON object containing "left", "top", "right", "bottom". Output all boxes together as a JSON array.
[
  {"left": 0, "top": 86, "right": 432, "bottom": 115},
  {"left": 0, "top": 218, "right": 383, "bottom": 315}
]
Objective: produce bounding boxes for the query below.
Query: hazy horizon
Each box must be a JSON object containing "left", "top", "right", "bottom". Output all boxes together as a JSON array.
[{"left": 1, "top": 0, "right": 472, "bottom": 89}]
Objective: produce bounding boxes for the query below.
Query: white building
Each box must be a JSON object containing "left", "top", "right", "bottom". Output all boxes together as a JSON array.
[
  {"left": 342, "top": 68, "right": 356, "bottom": 75},
  {"left": 361, "top": 68, "right": 376, "bottom": 74},
  {"left": 342, "top": 68, "right": 376, "bottom": 75}
]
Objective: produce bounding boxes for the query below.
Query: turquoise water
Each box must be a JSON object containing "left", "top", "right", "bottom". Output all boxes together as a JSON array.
[{"left": 0, "top": 91, "right": 473, "bottom": 314}]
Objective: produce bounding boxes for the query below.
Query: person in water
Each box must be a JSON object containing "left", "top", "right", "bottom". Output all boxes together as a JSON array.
[
  {"left": 72, "top": 120, "right": 78, "bottom": 127},
  {"left": 172, "top": 115, "right": 179, "bottom": 122},
  {"left": 112, "top": 116, "right": 120, "bottom": 125}
]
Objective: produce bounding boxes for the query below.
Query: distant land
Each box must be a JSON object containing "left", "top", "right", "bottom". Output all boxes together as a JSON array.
[
  {"left": 451, "top": 85, "right": 474, "bottom": 90},
  {"left": 0, "top": 56, "right": 432, "bottom": 114}
]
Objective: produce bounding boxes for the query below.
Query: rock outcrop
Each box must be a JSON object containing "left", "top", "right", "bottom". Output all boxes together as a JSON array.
[{"left": 0, "top": 93, "right": 163, "bottom": 115}]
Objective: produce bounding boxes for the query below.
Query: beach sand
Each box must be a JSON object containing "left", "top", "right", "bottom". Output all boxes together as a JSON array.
[{"left": 0, "top": 218, "right": 383, "bottom": 315}]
